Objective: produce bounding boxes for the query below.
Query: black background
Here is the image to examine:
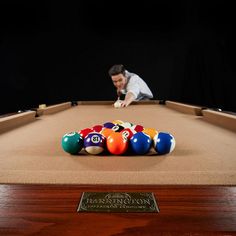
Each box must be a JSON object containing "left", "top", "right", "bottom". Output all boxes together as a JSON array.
[{"left": 1, "top": 0, "right": 236, "bottom": 114}]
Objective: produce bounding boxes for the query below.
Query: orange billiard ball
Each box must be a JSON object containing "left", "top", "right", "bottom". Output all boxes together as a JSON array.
[
  {"left": 106, "top": 132, "right": 128, "bottom": 155},
  {"left": 100, "top": 128, "right": 115, "bottom": 139}
]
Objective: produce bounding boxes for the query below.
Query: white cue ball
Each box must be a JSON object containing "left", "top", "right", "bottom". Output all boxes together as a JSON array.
[{"left": 114, "top": 100, "right": 122, "bottom": 108}]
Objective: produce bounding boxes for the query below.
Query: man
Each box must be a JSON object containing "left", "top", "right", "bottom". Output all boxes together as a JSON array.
[{"left": 108, "top": 64, "right": 153, "bottom": 107}]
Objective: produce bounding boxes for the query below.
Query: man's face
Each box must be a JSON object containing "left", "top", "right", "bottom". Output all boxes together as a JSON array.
[{"left": 111, "top": 73, "right": 127, "bottom": 90}]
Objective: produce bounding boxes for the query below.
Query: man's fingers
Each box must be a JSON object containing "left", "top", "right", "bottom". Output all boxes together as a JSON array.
[{"left": 121, "top": 102, "right": 126, "bottom": 107}]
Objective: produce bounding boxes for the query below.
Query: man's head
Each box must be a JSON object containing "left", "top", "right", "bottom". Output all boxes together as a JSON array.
[{"left": 108, "top": 64, "right": 127, "bottom": 90}]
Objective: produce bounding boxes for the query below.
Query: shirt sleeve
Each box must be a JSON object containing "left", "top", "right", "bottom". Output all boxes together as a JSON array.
[{"left": 126, "top": 76, "right": 140, "bottom": 100}]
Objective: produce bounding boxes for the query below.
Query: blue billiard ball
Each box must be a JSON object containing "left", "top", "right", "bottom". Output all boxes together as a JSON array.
[
  {"left": 84, "top": 132, "right": 106, "bottom": 155},
  {"left": 61, "top": 132, "right": 83, "bottom": 155},
  {"left": 153, "top": 132, "right": 176, "bottom": 155},
  {"left": 130, "top": 132, "right": 152, "bottom": 155}
]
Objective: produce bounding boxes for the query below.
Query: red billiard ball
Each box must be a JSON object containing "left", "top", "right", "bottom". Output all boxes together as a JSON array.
[
  {"left": 78, "top": 128, "right": 93, "bottom": 138},
  {"left": 92, "top": 125, "right": 103, "bottom": 133},
  {"left": 132, "top": 124, "right": 144, "bottom": 132},
  {"left": 120, "top": 128, "right": 136, "bottom": 140}
]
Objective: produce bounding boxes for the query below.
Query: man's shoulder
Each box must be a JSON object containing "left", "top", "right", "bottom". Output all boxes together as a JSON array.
[
  {"left": 125, "top": 70, "right": 141, "bottom": 81},
  {"left": 125, "top": 70, "right": 138, "bottom": 77}
]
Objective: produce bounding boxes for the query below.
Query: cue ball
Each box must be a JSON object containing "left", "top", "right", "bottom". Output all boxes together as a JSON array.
[
  {"left": 61, "top": 132, "right": 83, "bottom": 155},
  {"left": 114, "top": 100, "right": 122, "bottom": 108},
  {"left": 153, "top": 132, "right": 176, "bottom": 155},
  {"left": 84, "top": 132, "right": 106, "bottom": 155}
]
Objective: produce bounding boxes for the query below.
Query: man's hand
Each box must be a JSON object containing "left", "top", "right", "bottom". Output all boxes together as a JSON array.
[
  {"left": 120, "top": 100, "right": 128, "bottom": 107},
  {"left": 120, "top": 92, "right": 135, "bottom": 107}
]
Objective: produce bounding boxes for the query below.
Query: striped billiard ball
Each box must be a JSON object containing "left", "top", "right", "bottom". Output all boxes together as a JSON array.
[
  {"left": 153, "top": 132, "right": 176, "bottom": 155},
  {"left": 84, "top": 132, "right": 106, "bottom": 155}
]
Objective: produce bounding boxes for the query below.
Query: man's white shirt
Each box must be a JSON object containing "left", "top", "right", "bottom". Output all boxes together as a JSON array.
[{"left": 120, "top": 70, "right": 153, "bottom": 101}]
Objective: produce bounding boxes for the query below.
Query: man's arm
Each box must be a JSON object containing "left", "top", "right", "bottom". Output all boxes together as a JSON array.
[{"left": 120, "top": 92, "right": 135, "bottom": 107}]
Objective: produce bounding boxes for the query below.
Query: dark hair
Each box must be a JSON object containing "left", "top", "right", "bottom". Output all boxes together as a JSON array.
[{"left": 108, "top": 64, "right": 126, "bottom": 76}]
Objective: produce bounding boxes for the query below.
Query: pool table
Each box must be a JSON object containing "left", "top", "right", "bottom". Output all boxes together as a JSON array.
[{"left": 0, "top": 100, "right": 235, "bottom": 235}]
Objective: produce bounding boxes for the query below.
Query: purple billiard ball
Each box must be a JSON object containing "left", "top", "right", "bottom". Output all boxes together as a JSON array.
[
  {"left": 103, "top": 122, "right": 115, "bottom": 129},
  {"left": 84, "top": 132, "right": 106, "bottom": 155}
]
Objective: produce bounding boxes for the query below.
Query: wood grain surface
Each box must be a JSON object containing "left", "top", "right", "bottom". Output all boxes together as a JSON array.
[{"left": 0, "top": 184, "right": 236, "bottom": 235}]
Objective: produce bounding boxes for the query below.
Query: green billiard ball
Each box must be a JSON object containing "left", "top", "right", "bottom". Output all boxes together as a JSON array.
[{"left": 61, "top": 132, "right": 83, "bottom": 154}]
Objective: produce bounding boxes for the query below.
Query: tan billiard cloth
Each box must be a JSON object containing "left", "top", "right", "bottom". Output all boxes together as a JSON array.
[{"left": 0, "top": 104, "right": 236, "bottom": 185}]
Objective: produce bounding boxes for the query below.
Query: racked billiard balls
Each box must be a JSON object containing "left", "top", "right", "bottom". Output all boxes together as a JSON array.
[
  {"left": 153, "top": 132, "right": 176, "bottom": 155},
  {"left": 84, "top": 132, "right": 106, "bottom": 155},
  {"left": 61, "top": 132, "right": 83, "bottom": 155},
  {"left": 130, "top": 132, "right": 152, "bottom": 155},
  {"left": 106, "top": 132, "right": 128, "bottom": 155}
]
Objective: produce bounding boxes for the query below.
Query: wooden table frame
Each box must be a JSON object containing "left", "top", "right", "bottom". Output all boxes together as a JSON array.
[{"left": 0, "top": 184, "right": 236, "bottom": 235}]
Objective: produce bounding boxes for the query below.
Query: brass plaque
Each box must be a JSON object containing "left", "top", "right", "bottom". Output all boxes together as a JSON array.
[{"left": 77, "top": 192, "right": 159, "bottom": 213}]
